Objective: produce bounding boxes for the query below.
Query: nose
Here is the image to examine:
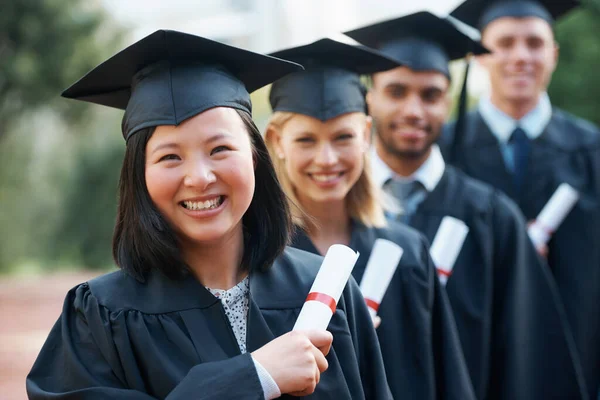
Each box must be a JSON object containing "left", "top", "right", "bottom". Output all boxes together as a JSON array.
[
  {"left": 314, "top": 143, "right": 338, "bottom": 167},
  {"left": 402, "top": 93, "right": 425, "bottom": 120},
  {"left": 183, "top": 158, "right": 216, "bottom": 189},
  {"left": 510, "top": 41, "right": 532, "bottom": 63}
]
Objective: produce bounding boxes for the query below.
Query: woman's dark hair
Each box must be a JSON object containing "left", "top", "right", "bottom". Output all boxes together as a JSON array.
[{"left": 112, "top": 109, "right": 292, "bottom": 281}]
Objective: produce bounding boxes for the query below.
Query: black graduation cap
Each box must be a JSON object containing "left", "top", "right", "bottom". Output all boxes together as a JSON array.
[
  {"left": 343, "top": 11, "right": 489, "bottom": 79},
  {"left": 451, "top": 0, "right": 580, "bottom": 31},
  {"left": 268, "top": 38, "right": 403, "bottom": 121},
  {"left": 62, "top": 30, "right": 303, "bottom": 140}
]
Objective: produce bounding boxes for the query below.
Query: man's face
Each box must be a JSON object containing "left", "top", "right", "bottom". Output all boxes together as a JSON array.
[
  {"left": 367, "top": 66, "right": 451, "bottom": 159},
  {"left": 479, "top": 16, "right": 558, "bottom": 106}
]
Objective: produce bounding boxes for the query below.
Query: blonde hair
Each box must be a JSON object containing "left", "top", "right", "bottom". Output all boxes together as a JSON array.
[{"left": 264, "top": 111, "right": 387, "bottom": 232}]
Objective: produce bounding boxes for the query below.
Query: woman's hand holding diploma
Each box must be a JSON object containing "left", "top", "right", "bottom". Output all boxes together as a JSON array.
[
  {"left": 253, "top": 244, "right": 358, "bottom": 396},
  {"left": 252, "top": 330, "right": 333, "bottom": 396}
]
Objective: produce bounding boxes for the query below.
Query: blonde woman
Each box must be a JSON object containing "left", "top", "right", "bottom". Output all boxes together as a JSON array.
[{"left": 264, "top": 38, "right": 476, "bottom": 400}]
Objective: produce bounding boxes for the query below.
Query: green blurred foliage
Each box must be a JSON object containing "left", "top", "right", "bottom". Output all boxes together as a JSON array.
[
  {"left": 1, "top": 0, "right": 123, "bottom": 140},
  {"left": 48, "top": 118, "right": 125, "bottom": 269},
  {"left": 0, "top": 108, "right": 124, "bottom": 273},
  {"left": 0, "top": 0, "right": 125, "bottom": 273},
  {"left": 548, "top": 0, "right": 600, "bottom": 126}
]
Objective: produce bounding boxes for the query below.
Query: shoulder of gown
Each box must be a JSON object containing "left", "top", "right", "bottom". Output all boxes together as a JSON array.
[
  {"left": 439, "top": 166, "right": 501, "bottom": 215},
  {"left": 546, "top": 108, "right": 600, "bottom": 152},
  {"left": 84, "top": 248, "right": 327, "bottom": 315},
  {"left": 26, "top": 278, "right": 269, "bottom": 400}
]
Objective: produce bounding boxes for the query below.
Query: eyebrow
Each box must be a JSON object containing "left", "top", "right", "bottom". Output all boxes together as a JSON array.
[
  {"left": 150, "top": 142, "right": 180, "bottom": 155},
  {"left": 496, "top": 34, "right": 516, "bottom": 41},
  {"left": 332, "top": 127, "right": 355, "bottom": 135},
  {"left": 150, "top": 132, "right": 234, "bottom": 155},
  {"left": 295, "top": 128, "right": 354, "bottom": 137},
  {"left": 293, "top": 131, "right": 316, "bottom": 137},
  {"left": 385, "top": 82, "right": 407, "bottom": 89},
  {"left": 204, "top": 132, "right": 233, "bottom": 145},
  {"left": 422, "top": 85, "right": 445, "bottom": 92},
  {"left": 385, "top": 82, "right": 445, "bottom": 93}
]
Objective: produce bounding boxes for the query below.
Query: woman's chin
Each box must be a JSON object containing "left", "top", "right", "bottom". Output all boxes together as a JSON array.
[
  {"left": 177, "top": 220, "right": 242, "bottom": 247},
  {"left": 303, "top": 190, "right": 349, "bottom": 206}
]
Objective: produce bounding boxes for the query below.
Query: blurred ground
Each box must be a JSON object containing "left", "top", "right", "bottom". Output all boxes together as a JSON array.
[{"left": 0, "top": 271, "right": 102, "bottom": 400}]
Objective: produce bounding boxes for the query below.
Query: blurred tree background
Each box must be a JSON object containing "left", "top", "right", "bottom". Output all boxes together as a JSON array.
[
  {"left": 0, "top": 0, "right": 599, "bottom": 274},
  {"left": 548, "top": 0, "right": 600, "bottom": 126},
  {"left": 0, "top": 0, "right": 125, "bottom": 272}
]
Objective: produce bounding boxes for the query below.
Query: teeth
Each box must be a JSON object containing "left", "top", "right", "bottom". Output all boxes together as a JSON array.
[
  {"left": 312, "top": 174, "right": 340, "bottom": 182},
  {"left": 183, "top": 197, "right": 222, "bottom": 211}
]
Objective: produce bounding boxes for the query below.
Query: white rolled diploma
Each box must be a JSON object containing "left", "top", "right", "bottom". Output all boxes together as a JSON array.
[
  {"left": 430, "top": 216, "right": 469, "bottom": 286},
  {"left": 359, "top": 239, "right": 404, "bottom": 318},
  {"left": 293, "top": 244, "right": 360, "bottom": 331},
  {"left": 528, "top": 183, "right": 579, "bottom": 249}
]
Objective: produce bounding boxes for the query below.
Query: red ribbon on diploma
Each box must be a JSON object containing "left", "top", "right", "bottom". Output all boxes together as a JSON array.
[
  {"left": 364, "top": 298, "right": 380, "bottom": 312},
  {"left": 306, "top": 292, "right": 337, "bottom": 314},
  {"left": 436, "top": 268, "right": 452, "bottom": 278}
]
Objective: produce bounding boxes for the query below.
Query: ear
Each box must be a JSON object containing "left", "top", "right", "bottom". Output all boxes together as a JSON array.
[
  {"left": 476, "top": 29, "right": 493, "bottom": 68},
  {"left": 475, "top": 52, "right": 491, "bottom": 72},
  {"left": 443, "top": 86, "right": 454, "bottom": 119},
  {"left": 265, "top": 125, "right": 285, "bottom": 160},
  {"left": 365, "top": 90, "right": 373, "bottom": 109}
]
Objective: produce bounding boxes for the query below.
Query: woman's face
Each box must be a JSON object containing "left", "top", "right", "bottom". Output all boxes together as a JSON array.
[
  {"left": 272, "top": 112, "right": 371, "bottom": 207},
  {"left": 145, "top": 107, "right": 255, "bottom": 246}
]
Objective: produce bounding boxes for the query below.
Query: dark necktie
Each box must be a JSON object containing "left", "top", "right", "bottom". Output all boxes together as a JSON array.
[
  {"left": 384, "top": 179, "right": 426, "bottom": 222},
  {"left": 510, "top": 127, "right": 531, "bottom": 195}
]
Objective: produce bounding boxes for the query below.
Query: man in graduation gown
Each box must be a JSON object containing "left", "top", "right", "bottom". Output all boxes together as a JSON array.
[
  {"left": 441, "top": 1, "right": 600, "bottom": 397},
  {"left": 267, "top": 38, "right": 476, "bottom": 400},
  {"left": 345, "top": 11, "right": 587, "bottom": 400}
]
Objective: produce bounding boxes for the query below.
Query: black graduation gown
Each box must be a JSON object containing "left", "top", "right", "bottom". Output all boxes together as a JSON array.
[
  {"left": 26, "top": 247, "right": 392, "bottom": 400},
  {"left": 290, "top": 222, "right": 477, "bottom": 400},
  {"left": 404, "top": 166, "right": 586, "bottom": 400},
  {"left": 441, "top": 109, "right": 600, "bottom": 398}
]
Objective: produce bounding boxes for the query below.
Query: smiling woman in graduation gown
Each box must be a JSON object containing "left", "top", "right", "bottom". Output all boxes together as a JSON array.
[
  {"left": 28, "top": 248, "right": 389, "bottom": 399},
  {"left": 442, "top": 0, "right": 600, "bottom": 396},
  {"left": 26, "top": 30, "right": 392, "bottom": 399},
  {"left": 264, "top": 38, "right": 476, "bottom": 400}
]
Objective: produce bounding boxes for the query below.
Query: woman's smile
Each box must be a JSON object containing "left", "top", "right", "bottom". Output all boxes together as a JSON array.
[
  {"left": 180, "top": 195, "right": 227, "bottom": 217},
  {"left": 308, "top": 171, "right": 346, "bottom": 188}
]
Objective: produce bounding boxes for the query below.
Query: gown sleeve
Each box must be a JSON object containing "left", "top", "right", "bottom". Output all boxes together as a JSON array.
[
  {"left": 486, "top": 192, "right": 587, "bottom": 400},
  {"left": 341, "top": 277, "right": 394, "bottom": 400},
  {"left": 26, "top": 284, "right": 265, "bottom": 400}
]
